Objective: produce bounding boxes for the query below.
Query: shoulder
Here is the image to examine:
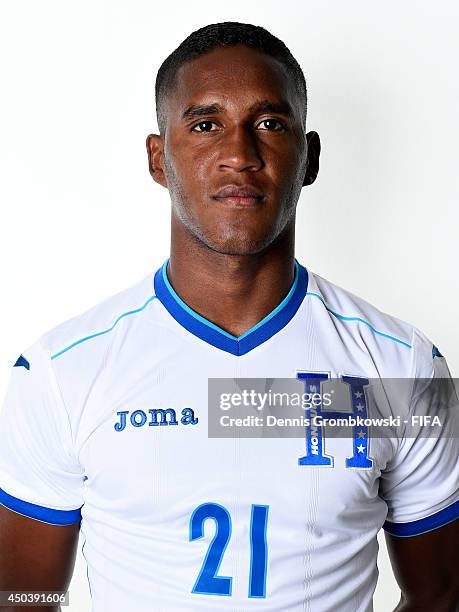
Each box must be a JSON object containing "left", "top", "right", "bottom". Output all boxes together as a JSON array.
[
  {"left": 38, "top": 272, "right": 156, "bottom": 363},
  {"left": 306, "top": 269, "right": 441, "bottom": 378}
]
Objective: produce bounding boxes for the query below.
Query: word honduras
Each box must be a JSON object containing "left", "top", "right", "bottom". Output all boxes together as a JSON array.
[{"left": 219, "top": 389, "right": 333, "bottom": 411}]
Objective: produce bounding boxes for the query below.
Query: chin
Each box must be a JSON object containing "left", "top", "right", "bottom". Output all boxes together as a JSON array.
[
  {"left": 204, "top": 234, "right": 275, "bottom": 256},
  {"left": 188, "top": 219, "right": 278, "bottom": 255}
]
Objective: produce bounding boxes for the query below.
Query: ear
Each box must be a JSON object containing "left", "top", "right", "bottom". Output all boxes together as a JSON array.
[
  {"left": 302, "top": 131, "right": 321, "bottom": 187},
  {"left": 146, "top": 133, "right": 168, "bottom": 188}
]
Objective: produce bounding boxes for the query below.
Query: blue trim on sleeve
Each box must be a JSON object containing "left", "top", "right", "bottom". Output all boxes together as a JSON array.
[
  {"left": 154, "top": 258, "right": 308, "bottom": 356},
  {"left": 383, "top": 499, "right": 459, "bottom": 537},
  {"left": 0, "top": 487, "right": 82, "bottom": 525}
]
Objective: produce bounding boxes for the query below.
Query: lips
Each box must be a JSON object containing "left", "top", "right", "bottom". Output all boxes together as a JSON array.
[{"left": 212, "top": 184, "right": 265, "bottom": 206}]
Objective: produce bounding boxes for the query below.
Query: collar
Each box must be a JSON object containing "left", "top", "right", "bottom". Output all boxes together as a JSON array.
[{"left": 153, "top": 258, "right": 308, "bottom": 356}]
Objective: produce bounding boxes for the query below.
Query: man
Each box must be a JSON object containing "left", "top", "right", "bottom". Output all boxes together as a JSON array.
[{"left": 0, "top": 21, "right": 458, "bottom": 612}]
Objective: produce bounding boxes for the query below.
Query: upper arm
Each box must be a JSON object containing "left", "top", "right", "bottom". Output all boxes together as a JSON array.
[
  {"left": 386, "top": 519, "right": 459, "bottom": 611},
  {"left": 0, "top": 341, "right": 85, "bottom": 609},
  {"left": 379, "top": 333, "right": 459, "bottom": 610},
  {"left": 0, "top": 504, "right": 79, "bottom": 594}
]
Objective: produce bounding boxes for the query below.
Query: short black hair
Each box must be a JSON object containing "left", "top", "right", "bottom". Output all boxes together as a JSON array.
[{"left": 155, "top": 21, "right": 307, "bottom": 132}]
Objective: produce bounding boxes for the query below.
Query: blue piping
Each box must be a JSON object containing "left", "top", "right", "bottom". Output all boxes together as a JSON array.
[
  {"left": 51, "top": 295, "right": 157, "bottom": 360},
  {"left": 49, "top": 263, "right": 413, "bottom": 360},
  {"left": 305, "top": 292, "right": 412, "bottom": 349}
]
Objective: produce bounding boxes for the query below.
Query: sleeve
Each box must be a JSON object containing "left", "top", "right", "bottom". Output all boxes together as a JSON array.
[
  {"left": 0, "top": 340, "right": 84, "bottom": 525},
  {"left": 379, "top": 328, "right": 459, "bottom": 537}
]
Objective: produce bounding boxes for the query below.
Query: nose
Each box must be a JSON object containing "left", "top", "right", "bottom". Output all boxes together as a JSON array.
[{"left": 218, "top": 125, "right": 264, "bottom": 173}]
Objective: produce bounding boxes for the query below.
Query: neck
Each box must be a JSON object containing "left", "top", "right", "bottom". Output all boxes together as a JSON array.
[{"left": 166, "top": 220, "right": 296, "bottom": 338}]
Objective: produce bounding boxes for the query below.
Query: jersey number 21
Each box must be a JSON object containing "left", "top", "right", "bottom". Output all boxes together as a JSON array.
[{"left": 190, "top": 502, "right": 269, "bottom": 598}]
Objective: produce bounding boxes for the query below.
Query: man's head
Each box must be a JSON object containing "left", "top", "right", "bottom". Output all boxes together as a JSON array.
[
  {"left": 155, "top": 22, "right": 308, "bottom": 134},
  {"left": 147, "top": 22, "right": 320, "bottom": 256}
]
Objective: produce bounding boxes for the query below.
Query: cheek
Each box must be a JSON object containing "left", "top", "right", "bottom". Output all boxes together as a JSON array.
[
  {"left": 167, "top": 144, "right": 216, "bottom": 195},
  {"left": 259, "top": 140, "right": 302, "bottom": 178},
  {"left": 189, "top": 147, "right": 219, "bottom": 186},
  {"left": 272, "top": 143, "right": 302, "bottom": 173}
]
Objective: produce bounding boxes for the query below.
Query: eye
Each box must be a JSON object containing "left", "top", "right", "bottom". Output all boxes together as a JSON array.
[
  {"left": 256, "top": 118, "right": 285, "bottom": 131},
  {"left": 191, "top": 121, "right": 218, "bottom": 133}
]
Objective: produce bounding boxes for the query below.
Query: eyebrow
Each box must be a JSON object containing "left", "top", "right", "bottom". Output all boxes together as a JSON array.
[
  {"left": 181, "top": 99, "right": 294, "bottom": 121},
  {"left": 182, "top": 104, "right": 224, "bottom": 120},
  {"left": 249, "top": 99, "right": 294, "bottom": 117}
]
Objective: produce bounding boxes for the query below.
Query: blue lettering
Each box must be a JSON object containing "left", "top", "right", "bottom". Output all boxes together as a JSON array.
[
  {"left": 130, "top": 409, "right": 147, "bottom": 428},
  {"left": 149, "top": 408, "right": 178, "bottom": 426},
  {"left": 297, "top": 373, "right": 333, "bottom": 467},
  {"left": 114, "top": 410, "right": 128, "bottom": 432},
  {"left": 115, "top": 407, "right": 198, "bottom": 431},
  {"left": 181, "top": 407, "right": 199, "bottom": 425}
]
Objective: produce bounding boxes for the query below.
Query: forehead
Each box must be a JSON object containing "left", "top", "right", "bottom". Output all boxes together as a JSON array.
[{"left": 168, "top": 45, "right": 301, "bottom": 118}]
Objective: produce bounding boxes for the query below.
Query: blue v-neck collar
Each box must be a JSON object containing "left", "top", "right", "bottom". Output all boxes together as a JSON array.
[{"left": 153, "top": 258, "right": 308, "bottom": 356}]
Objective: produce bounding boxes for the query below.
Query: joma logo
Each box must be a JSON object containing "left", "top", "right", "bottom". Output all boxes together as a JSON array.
[{"left": 114, "top": 408, "right": 198, "bottom": 432}]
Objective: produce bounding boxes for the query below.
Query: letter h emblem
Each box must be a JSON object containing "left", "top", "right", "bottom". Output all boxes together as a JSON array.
[{"left": 296, "top": 372, "right": 373, "bottom": 469}]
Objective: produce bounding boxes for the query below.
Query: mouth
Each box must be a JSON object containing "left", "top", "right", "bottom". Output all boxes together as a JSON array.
[{"left": 211, "top": 185, "right": 265, "bottom": 207}]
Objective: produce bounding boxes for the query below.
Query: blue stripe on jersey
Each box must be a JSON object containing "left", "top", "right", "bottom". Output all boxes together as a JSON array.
[
  {"left": 50, "top": 262, "right": 411, "bottom": 359},
  {"left": 305, "top": 292, "right": 412, "bottom": 349},
  {"left": 0, "top": 487, "right": 82, "bottom": 525},
  {"left": 51, "top": 295, "right": 157, "bottom": 360},
  {"left": 383, "top": 499, "right": 459, "bottom": 537},
  {"left": 154, "top": 258, "right": 308, "bottom": 356}
]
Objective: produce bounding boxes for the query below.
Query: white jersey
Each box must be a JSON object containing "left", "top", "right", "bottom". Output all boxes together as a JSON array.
[{"left": 0, "top": 258, "right": 458, "bottom": 612}]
